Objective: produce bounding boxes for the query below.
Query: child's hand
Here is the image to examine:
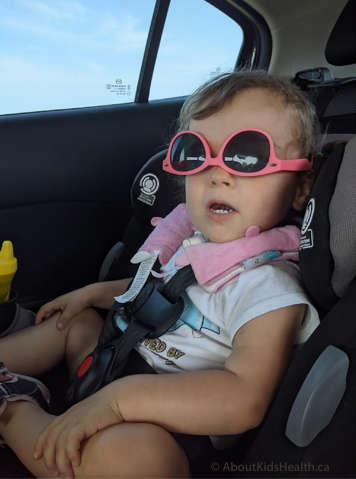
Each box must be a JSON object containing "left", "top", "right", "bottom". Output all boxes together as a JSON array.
[
  {"left": 34, "top": 385, "right": 123, "bottom": 478},
  {"left": 35, "top": 286, "right": 93, "bottom": 330}
]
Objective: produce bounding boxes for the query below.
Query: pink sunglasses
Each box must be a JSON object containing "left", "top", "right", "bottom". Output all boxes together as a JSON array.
[{"left": 162, "top": 128, "right": 312, "bottom": 177}]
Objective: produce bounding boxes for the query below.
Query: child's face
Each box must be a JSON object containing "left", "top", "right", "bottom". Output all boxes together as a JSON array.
[{"left": 185, "top": 88, "right": 308, "bottom": 243}]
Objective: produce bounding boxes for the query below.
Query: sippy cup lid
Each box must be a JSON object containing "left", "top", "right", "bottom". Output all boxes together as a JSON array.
[{"left": 0, "top": 241, "right": 18, "bottom": 275}]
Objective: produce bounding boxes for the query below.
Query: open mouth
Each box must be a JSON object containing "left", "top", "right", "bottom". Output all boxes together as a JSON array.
[{"left": 209, "top": 202, "right": 236, "bottom": 214}]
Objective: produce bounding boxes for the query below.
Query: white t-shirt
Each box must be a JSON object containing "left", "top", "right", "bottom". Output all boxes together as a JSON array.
[{"left": 136, "top": 261, "right": 320, "bottom": 373}]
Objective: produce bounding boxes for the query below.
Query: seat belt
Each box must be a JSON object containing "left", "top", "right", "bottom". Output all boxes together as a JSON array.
[{"left": 66, "top": 265, "right": 196, "bottom": 406}]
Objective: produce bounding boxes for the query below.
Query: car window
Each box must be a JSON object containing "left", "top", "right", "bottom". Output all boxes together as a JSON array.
[
  {"left": 0, "top": 0, "right": 155, "bottom": 115},
  {"left": 149, "top": 0, "right": 243, "bottom": 100},
  {"left": 1, "top": 0, "right": 244, "bottom": 115}
]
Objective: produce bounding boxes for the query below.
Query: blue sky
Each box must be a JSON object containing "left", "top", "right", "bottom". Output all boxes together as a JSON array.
[{"left": 0, "top": 0, "right": 243, "bottom": 114}]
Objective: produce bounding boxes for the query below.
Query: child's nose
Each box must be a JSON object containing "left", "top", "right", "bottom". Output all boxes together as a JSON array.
[{"left": 209, "top": 166, "right": 234, "bottom": 187}]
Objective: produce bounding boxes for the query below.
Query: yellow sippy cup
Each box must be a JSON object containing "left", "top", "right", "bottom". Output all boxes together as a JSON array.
[{"left": 0, "top": 241, "right": 18, "bottom": 303}]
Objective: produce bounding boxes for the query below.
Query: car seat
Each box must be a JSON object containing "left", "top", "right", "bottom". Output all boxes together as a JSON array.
[
  {"left": 90, "top": 138, "right": 356, "bottom": 478},
  {"left": 229, "top": 136, "right": 354, "bottom": 478},
  {"left": 91, "top": 139, "right": 356, "bottom": 477}
]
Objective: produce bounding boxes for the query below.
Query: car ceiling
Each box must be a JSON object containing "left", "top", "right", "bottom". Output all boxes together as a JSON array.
[{"left": 243, "top": 0, "right": 354, "bottom": 78}]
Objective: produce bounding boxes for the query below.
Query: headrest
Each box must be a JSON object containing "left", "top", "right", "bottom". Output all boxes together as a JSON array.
[
  {"left": 325, "top": 0, "right": 356, "bottom": 65},
  {"left": 130, "top": 149, "right": 184, "bottom": 227},
  {"left": 300, "top": 136, "right": 356, "bottom": 313}
]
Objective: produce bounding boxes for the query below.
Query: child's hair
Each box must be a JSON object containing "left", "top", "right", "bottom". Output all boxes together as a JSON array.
[{"left": 178, "top": 71, "right": 319, "bottom": 159}]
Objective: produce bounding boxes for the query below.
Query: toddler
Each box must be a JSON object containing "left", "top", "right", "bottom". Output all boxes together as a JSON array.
[{"left": 0, "top": 72, "right": 319, "bottom": 478}]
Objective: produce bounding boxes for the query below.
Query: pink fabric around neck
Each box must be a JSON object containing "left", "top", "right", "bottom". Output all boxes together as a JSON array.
[
  {"left": 140, "top": 203, "right": 194, "bottom": 265},
  {"left": 175, "top": 226, "right": 300, "bottom": 285},
  {"left": 139, "top": 203, "right": 300, "bottom": 287}
]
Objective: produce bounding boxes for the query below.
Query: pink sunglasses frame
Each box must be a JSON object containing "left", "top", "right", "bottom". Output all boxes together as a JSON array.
[{"left": 162, "top": 128, "right": 312, "bottom": 177}]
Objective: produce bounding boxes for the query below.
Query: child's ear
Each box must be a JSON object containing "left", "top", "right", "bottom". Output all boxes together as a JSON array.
[{"left": 292, "top": 171, "right": 314, "bottom": 211}]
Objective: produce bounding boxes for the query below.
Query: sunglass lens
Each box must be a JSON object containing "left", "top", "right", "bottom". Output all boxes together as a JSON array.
[
  {"left": 170, "top": 133, "right": 206, "bottom": 172},
  {"left": 223, "top": 131, "right": 270, "bottom": 173}
]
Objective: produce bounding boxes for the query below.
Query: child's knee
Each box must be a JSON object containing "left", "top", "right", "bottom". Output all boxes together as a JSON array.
[
  {"left": 77, "top": 423, "right": 189, "bottom": 477},
  {"left": 68, "top": 308, "right": 102, "bottom": 343},
  {"left": 71, "top": 307, "right": 103, "bottom": 331},
  {"left": 133, "top": 423, "right": 190, "bottom": 476}
]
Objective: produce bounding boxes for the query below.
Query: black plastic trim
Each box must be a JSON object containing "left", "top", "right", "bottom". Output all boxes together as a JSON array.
[
  {"left": 135, "top": 0, "right": 171, "bottom": 103},
  {"left": 325, "top": 0, "right": 356, "bottom": 66},
  {"left": 206, "top": 0, "right": 272, "bottom": 71}
]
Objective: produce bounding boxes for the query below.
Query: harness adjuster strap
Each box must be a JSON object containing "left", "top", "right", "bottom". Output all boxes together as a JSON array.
[{"left": 104, "top": 320, "right": 153, "bottom": 383}]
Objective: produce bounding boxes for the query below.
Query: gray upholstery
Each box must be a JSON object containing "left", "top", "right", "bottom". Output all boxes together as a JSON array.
[{"left": 329, "top": 136, "right": 356, "bottom": 296}]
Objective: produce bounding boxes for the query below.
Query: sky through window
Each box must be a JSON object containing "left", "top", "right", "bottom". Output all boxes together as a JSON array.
[{"left": 0, "top": 0, "right": 242, "bottom": 114}]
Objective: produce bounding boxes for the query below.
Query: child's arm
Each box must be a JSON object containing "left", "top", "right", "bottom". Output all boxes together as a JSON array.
[
  {"left": 34, "top": 303, "right": 304, "bottom": 475},
  {"left": 35, "top": 278, "right": 131, "bottom": 329},
  {"left": 114, "top": 303, "right": 305, "bottom": 434},
  {"left": 86, "top": 279, "right": 132, "bottom": 309}
]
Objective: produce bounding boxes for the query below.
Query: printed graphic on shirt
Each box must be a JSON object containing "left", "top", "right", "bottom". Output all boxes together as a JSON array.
[
  {"left": 141, "top": 337, "right": 185, "bottom": 361},
  {"left": 138, "top": 293, "right": 221, "bottom": 367},
  {"left": 168, "top": 293, "right": 220, "bottom": 335},
  {"left": 116, "top": 291, "right": 221, "bottom": 368}
]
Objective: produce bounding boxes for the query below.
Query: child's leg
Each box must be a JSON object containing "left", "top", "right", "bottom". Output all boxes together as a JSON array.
[
  {"left": 0, "top": 308, "right": 103, "bottom": 377},
  {"left": 76, "top": 422, "right": 190, "bottom": 478},
  {"left": 0, "top": 402, "right": 56, "bottom": 477},
  {"left": 0, "top": 402, "right": 189, "bottom": 477}
]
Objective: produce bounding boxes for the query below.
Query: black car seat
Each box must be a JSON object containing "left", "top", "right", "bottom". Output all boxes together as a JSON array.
[
  {"left": 89, "top": 141, "right": 356, "bottom": 479},
  {"left": 89, "top": 142, "right": 356, "bottom": 479}
]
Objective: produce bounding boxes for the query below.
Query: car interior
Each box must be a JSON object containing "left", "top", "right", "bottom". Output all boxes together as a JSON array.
[{"left": 1, "top": 0, "right": 356, "bottom": 476}]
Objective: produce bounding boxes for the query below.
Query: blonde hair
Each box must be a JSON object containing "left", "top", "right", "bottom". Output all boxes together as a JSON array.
[{"left": 178, "top": 71, "right": 319, "bottom": 158}]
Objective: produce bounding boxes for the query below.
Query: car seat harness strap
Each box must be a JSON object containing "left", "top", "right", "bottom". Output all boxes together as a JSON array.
[{"left": 66, "top": 264, "right": 195, "bottom": 405}]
